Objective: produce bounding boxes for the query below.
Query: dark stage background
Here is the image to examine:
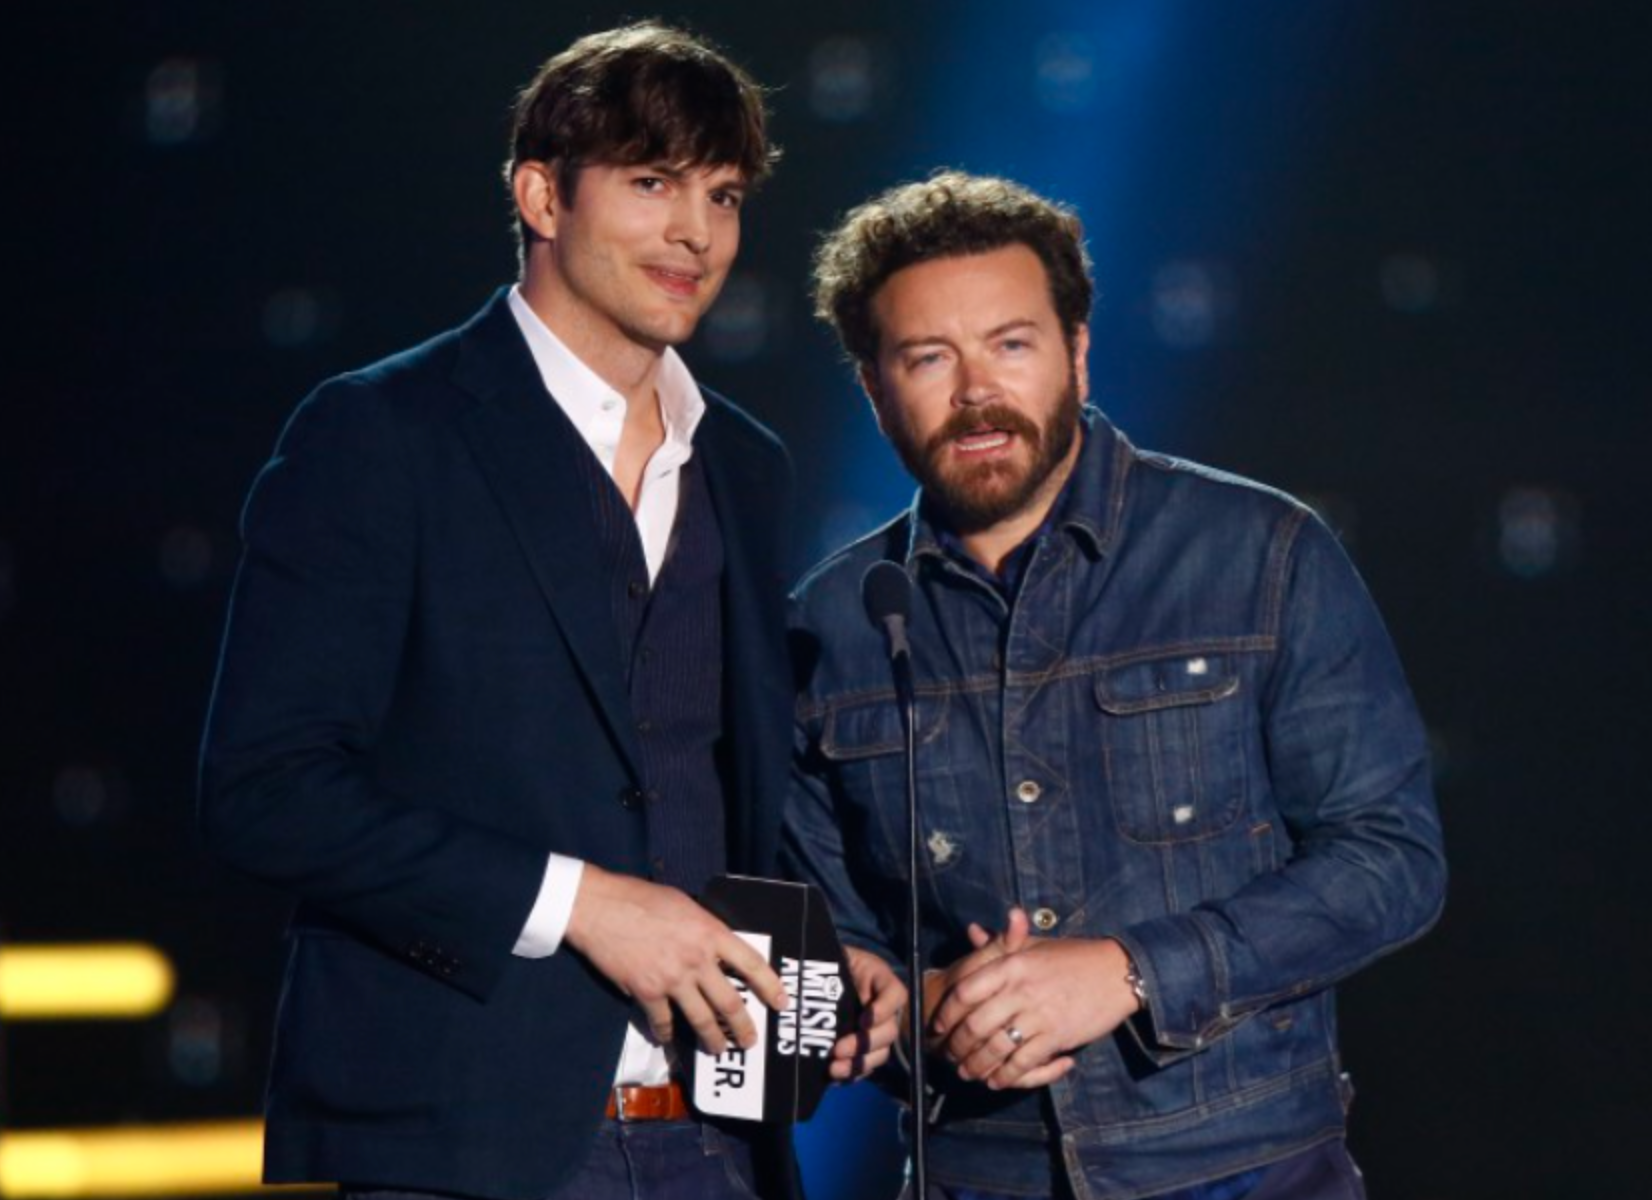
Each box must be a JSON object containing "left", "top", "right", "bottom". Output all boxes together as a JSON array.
[{"left": 3, "top": 2, "right": 1647, "bottom": 1197}]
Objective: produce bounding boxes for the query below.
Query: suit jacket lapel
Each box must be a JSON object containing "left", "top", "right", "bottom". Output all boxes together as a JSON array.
[
  {"left": 697, "top": 401, "right": 791, "bottom": 874},
  {"left": 450, "top": 292, "right": 645, "bottom": 782}
]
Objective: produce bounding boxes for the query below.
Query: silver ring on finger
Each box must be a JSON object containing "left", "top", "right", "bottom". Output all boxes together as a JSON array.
[{"left": 1004, "top": 1024, "right": 1026, "bottom": 1047}]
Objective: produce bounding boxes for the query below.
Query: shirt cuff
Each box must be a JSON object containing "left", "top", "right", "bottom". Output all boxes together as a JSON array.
[{"left": 512, "top": 853, "right": 586, "bottom": 958}]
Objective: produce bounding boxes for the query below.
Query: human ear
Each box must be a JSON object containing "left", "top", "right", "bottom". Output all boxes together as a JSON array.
[
  {"left": 1070, "top": 323, "right": 1091, "bottom": 403},
  {"left": 512, "top": 160, "right": 559, "bottom": 242},
  {"left": 858, "top": 362, "right": 890, "bottom": 436}
]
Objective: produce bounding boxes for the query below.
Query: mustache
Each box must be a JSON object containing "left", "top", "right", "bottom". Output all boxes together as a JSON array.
[{"left": 922, "top": 404, "right": 1043, "bottom": 458}]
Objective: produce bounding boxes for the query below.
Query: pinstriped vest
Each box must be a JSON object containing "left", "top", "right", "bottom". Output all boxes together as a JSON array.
[{"left": 579, "top": 451, "right": 728, "bottom": 893}]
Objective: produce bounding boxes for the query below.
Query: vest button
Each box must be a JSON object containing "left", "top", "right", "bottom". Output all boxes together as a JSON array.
[
  {"left": 627, "top": 580, "right": 647, "bottom": 599},
  {"left": 1015, "top": 780, "right": 1042, "bottom": 804},
  {"left": 1031, "top": 907, "right": 1059, "bottom": 931},
  {"left": 618, "top": 786, "right": 645, "bottom": 810}
]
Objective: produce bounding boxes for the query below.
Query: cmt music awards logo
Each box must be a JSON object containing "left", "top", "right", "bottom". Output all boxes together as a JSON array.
[{"left": 776, "top": 956, "right": 844, "bottom": 1058}]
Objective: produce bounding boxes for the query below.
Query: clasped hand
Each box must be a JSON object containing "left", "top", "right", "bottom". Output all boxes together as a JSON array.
[{"left": 924, "top": 908, "right": 1141, "bottom": 1090}]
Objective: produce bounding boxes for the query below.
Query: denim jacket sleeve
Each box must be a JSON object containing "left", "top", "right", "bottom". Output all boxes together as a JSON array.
[
  {"left": 781, "top": 710, "right": 904, "bottom": 971},
  {"left": 1112, "top": 512, "right": 1447, "bottom": 1055}
]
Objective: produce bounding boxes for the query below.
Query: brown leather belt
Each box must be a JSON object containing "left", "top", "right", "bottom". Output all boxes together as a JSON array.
[{"left": 605, "top": 1080, "right": 690, "bottom": 1122}]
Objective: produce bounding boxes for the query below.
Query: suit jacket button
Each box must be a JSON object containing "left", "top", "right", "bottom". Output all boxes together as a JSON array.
[{"left": 618, "top": 786, "right": 645, "bottom": 810}]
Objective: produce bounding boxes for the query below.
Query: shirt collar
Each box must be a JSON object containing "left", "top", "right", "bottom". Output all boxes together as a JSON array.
[{"left": 506, "top": 284, "right": 706, "bottom": 456}]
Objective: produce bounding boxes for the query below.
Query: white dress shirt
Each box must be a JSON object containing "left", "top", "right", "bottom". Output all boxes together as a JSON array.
[{"left": 505, "top": 285, "right": 706, "bottom": 1086}]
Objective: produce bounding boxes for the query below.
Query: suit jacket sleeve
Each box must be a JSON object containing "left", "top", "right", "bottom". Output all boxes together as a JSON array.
[{"left": 199, "top": 379, "right": 546, "bottom": 1002}]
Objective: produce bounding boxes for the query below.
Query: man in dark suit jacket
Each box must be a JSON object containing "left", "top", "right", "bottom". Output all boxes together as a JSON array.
[{"left": 199, "top": 23, "right": 901, "bottom": 1200}]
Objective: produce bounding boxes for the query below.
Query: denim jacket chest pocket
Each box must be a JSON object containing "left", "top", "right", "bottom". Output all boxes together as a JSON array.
[
  {"left": 818, "top": 691, "right": 969, "bottom": 880},
  {"left": 1094, "top": 653, "right": 1250, "bottom": 844}
]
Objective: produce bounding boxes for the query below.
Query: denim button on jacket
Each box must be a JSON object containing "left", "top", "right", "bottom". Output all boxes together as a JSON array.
[{"left": 783, "top": 410, "right": 1446, "bottom": 1198}]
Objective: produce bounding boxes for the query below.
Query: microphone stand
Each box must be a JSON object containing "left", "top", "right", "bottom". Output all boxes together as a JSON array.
[
  {"left": 861, "top": 561, "right": 928, "bottom": 1198},
  {"left": 890, "top": 648, "right": 927, "bottom": 1200}
]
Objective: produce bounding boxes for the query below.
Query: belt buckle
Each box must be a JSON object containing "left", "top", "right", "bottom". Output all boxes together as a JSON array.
[{"left": 613, "top": 1086, "right": 631, "bottom": 1122}]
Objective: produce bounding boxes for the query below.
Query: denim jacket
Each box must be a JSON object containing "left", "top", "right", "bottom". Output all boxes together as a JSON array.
[{"left": 783, "top": 411, "right": 1446, "bottom": 1199}]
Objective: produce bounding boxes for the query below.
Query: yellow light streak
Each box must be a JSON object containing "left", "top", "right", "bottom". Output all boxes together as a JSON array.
[
  {"left": 0, "top": 944, "right": 175, "bottom": 1020},
  {"left": 0, "top": 1120, "right": 326, "bottom": 1198}
]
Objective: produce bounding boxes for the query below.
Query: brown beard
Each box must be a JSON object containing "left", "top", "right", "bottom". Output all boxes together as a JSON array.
[{"left": 887, "top": 378, "right": 1082, "bottom": 535}]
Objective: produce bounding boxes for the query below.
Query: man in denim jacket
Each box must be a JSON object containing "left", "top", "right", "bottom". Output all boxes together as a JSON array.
[{"left": 784, "top": 173, "right": 1446, "bottom": 1199}]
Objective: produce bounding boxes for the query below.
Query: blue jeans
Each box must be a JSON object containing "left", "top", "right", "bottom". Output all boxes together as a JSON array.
[
  {"left": 341, "top": 1118, "right": 759, "bottom": 1200},
  {"left": 902, "top": 1137, "right": 1366, "bottom": 1200}
]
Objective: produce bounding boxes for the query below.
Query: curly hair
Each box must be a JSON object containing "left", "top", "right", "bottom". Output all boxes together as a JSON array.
[
  {"left": 812, "top": 171, "right": 1093, "bottom": 365},
  {"left": 505, "top": 22, "right": 778, "bottom": 255}
]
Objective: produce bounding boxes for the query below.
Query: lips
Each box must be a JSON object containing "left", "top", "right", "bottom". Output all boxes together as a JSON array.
[
  {"left": 952, "top": 428, "right": 1014, "bottom": 455},
  {"left": 643, "top": 265, "right": 704, "bottom": 297},
  {"left": 922, "top": 404, "right": 1043, "bottom": 464}
]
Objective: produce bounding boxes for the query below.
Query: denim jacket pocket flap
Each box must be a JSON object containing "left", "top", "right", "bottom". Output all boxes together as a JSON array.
[
  {"left": 1094, "top": 659, "right": 1241, "bottom": 715},
  {"left": 1093, "top": 655, "right": 1249, "bottom": 845},
  {"left": 819, "top": 691, "right": 951, "bottom": 762}
]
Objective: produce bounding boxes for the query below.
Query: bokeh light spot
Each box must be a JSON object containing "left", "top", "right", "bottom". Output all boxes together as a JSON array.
[
  {"left": 145, "top": 57, "right": 223, "bottom": 145},
  {"left": 159, "top": 526, "right": 214, "bottom": 590},
  {"left": 1150, "top": 260, "right": 1233, "bottom": 350},
  {"left": 809, "top": 37, "right": 877, "bottom": 121},
  {"left": 52, "top": 766, "right": 109, "bottom": 828},
  {"left": 1034, "top": 33, "right": 1099, "bottom": 113},
  {"left": 262, "top": 287, "right": 341, "bottom": 348},
  {"left": 1497, "top": 485, "right": 1579, "bottom": 578},
  {"left": 1380, "top": 253, "right": 1441, "bottom": 314},
  {"left": 703, "top": 274, "right": 777, "bottom": 362}
]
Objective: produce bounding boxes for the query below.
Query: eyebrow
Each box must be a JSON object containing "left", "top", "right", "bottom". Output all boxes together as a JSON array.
[
  {"left": 889, "top": 318, "right": 1042, "bottom": 355},
  {"left": 637, "top": 163, "right": 747, "bottom": 190},
  {"left": 983, "top": 318, "right": 1041, "bottom": 340}
]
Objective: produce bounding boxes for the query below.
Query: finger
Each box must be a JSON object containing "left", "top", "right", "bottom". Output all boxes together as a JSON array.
[
  {"left": 641, "top": 998, "right": 675, "bottom": 1046},
  {"left": 854, "top": 955, "right": 908, "bottom": 1017},
  {"left": 955, "top": 1024, "right": 1024, "bottom": 1083},
  {"left": 715, "top": 933, "right": 789, "bottom": 1011},
  {"left": 673, "top": 985, "right": 731, "bottom": 1057},
  {"left": 834, "top": 1050, "right": 886, "bottom": 1087},
  {"left": 940, "top": 990, "right": 1020, "bottom": 1066},
  {"left": 991, "top": 1054, "right": 1075, "bottom": 1091},
  {"left": 1002, "top": 907, "right": 1032, "bottom": 952},
  {"left": 848, "top": 948, "right": 900, "bottom": 1007},
  {"left": 931, "top": 957, "right": 1014, "bottom": 1037},
  {"left": 860, "top": 1009, "right": 902, "bottom": 1053},
  {"left": 702, "top": 971, "right": 759, "bottom": 1050},
  {"left": 865, "top": 976, "right": 908, "bottom": 1025},
  {"left": 979, "top": 1031, "right": 1055, "bottom": 1088},
  {"left": 967, "top": 921, "right": 992, "bottom": 950},
  {"left": 829, "top": 1035, "right": 896, "bottom": 1081}
]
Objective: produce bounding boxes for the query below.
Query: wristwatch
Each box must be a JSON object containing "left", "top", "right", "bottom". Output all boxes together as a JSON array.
[{"left": 1124, "top": 958, "right": 1150, "bottom": 1013}]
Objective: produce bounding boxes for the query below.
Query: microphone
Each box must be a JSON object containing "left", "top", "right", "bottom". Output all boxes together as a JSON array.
[
  {"left": 861, "top": 560, "right": 912, "bottom": 663},
  {"left": 860, "top": 558, "right": 928, "bottom": 1199}
]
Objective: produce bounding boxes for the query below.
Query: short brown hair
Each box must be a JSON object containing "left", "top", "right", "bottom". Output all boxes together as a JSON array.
[
  {"left": 813, "top": 171, "right": 1093, "bottom": 365},
  {"left": 505, "top": 22, "right": 778, "bottom": 253}
]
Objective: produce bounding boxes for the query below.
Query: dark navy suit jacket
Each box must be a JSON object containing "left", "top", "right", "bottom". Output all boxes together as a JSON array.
[{"left": 199, "top": 291, "right": 794, "bottom": 1199}]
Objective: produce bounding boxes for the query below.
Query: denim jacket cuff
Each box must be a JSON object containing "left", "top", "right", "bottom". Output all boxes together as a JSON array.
[{"left": 1113, "top": 917, "right": 1251, "bottom": 1059}]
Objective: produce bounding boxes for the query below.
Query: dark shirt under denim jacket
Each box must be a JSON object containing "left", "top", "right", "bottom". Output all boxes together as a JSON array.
[{"left": 782, "top": 409, "right": 1446, "bottom": 1199}]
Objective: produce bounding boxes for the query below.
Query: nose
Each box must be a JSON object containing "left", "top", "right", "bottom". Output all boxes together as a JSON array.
[
  {"left": 667, "top": 194, "right": 711, "bottom": 256},
  {"left": 955, "top": 352, "right": 998, "bottom": 407}
]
